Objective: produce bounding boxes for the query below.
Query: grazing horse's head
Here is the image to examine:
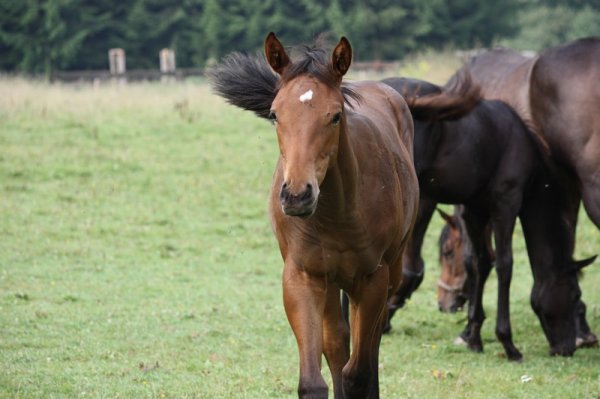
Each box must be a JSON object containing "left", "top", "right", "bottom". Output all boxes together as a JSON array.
[
  {"left": 436, "top": 209, "right": 470, "bottom": 312},
  {"left": 530, "top": 256, "right": 596, "bottom": 356},
  {"left": 264, "top": 32, "right": 352, "bottom": 218}
]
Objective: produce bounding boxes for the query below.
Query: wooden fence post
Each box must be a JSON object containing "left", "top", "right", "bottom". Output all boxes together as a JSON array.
[
  {"left": 159, "top": 49, "right": 176, "bottom": 82},
  {"left": 108, "top": 48, "right": 126, "bottom": 85}
]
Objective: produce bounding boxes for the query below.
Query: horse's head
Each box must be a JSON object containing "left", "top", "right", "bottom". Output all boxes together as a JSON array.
[
  {"left": 265, "top": 32, "right": 351, "bottom": 218},
  {"left": 530, "top": 256, "right": 596, "bottom": 356},
  {"left": 436, "top": 209, "right": 470, "bottom": 312}
]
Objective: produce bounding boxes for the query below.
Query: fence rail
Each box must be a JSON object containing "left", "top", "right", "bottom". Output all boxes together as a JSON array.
[
  {"left": 49, "top": 61, "right": 402, "bottom": 83},
  {"left": 50, "top": 68, "right": 205, "bottom": 83}
]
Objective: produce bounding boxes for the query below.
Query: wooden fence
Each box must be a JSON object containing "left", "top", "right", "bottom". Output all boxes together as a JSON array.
[{"left": 50, "top": 68, "right": 205, "bottom": 83}]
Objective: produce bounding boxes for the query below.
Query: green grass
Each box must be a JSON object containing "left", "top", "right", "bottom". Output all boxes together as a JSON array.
[{"left": 0, "top": 75, "right": 599, "bottom": 399}]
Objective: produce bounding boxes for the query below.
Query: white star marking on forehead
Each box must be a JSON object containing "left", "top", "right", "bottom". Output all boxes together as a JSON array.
[{"left": 299, "top": 89, "right": 313, "bottom": 103}]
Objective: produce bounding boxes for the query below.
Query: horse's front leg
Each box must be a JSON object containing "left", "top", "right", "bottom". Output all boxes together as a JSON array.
[
  {"left": 575, "top": 299, "right": 599, "bottom": 348},
  {"left": 460, "top": 209, "right": 493, "bottom": 353},
  {"left": 490, "top": 205, "right": 522, "bottom": 361},
  {"left": 283, "top": 261, "right": 328, "bottom": 399},
  {"left": 343, "top": 264, "right": 389, "bottom": 399},
  {"left": 323, "top": 284, "right": 350, "bottom": 399}
]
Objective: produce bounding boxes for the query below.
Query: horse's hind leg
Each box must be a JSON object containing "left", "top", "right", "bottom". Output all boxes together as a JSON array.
[
  {"left": 582, "top": 180, "right": 600, "bottom": 229},
  {"left": 385, "top": 198, "right": 436, "bottom": 331},
  {"left": 323, "top": 285, "right": 350, "bottom": 399}
]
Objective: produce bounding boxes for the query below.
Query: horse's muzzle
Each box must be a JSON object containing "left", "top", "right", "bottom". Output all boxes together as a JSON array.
[{"left": 280, "top": 183, "right": 317, "bottom": 218}]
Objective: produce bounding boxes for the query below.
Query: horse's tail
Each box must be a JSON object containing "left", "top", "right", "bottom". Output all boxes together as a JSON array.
[
  {"left": 403, "top": 68, "right": 482, "bottom": 121},
  {"left": 207, "top": 52, "right": 278, "bottom": 119}
]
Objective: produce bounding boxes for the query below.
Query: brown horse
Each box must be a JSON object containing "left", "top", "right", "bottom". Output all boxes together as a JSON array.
[
  {"left": 458, "top": 37, "right": 600, "bottom": 230},
  {"left": 209, "top": 33, "right": 419, "bottom": 398},
  {"left": 436, "top": 207, "right": 493, "bottom": 313}
]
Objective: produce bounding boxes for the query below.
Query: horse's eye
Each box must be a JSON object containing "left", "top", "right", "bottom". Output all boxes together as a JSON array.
[
  {"left": 331, "top": 112, "right": 342, "bottom": 126},
  {"left": 268, "top": 111, "right": 278, "bottom": 124}
]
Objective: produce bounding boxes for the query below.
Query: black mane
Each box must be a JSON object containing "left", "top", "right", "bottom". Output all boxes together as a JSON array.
[
  {"left": 207, "top": 40, "right": 360, "bottom": 120},
  {"left": 206, "top": 51, "right": 278, "bottom": 119}
]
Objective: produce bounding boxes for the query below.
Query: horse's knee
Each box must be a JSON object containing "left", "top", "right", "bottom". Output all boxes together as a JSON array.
[
  {"left": 342, "top": 365, "right": 371, "bottom": 398},
  {"left": 495, "top": 325, "right": 512, "bottom": 343},
  {"left": 495, "top": 253, "right": 513, "bottom": 283},
  {"left": 298, "top": 379, "right": 328, "bottom": 399}
]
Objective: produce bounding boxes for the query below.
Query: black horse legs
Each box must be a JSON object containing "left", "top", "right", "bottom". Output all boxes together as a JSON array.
[
  {"left": 384, "top": 198, "right": 436, "bottom": 332},
  {"left": 460, "top": 208, "right": 494, "bottom": 353},
  {"left": 576, "top": 300, "right": 599, "bottom": 347},
  {"left": 489, "top": 198, "right": 523, "bottom": 361}
]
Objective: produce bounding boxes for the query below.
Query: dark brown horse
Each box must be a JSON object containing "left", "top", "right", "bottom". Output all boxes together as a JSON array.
[
  {"left": 436, "top": 208, "right": 599, "bottom": 348},
  {"left": 209, "top": 33, "right": 420, "bottom": 398},
  {"left": 382, "top": 75, "right": 595, "bottom": 360},
  {"left": 458, "top": 37, "right": 600, "bottom": 230}
]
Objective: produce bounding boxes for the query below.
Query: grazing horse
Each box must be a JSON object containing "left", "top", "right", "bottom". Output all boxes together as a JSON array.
[
  {"left": 382, "top": 76, "right": 594, "bottom": 360},
  {"left": 436, "top": 208, "right": 599, "bottom": 348},
  {"left": 436, "top": 206, "right": 493, "bottom": 313},
  {"left": 457, "top": 37, "right": 600, "bottom": 230},
  {"left": 209, "top": 33, "right": 419, "bottom": 398}
]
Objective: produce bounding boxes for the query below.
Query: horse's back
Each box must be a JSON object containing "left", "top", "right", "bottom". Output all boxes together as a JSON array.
[
  {"left": 464, "top": 48, "right": 536, "bottom": 124},
  {"left": 349, "top": 81, "right": 414, "bottom": 147},
  {"left": 380, "top": 77, "right": 442, "bottom": 98},
  {"left": 530, "top": 39, "right": 600, "bottom": 163}
]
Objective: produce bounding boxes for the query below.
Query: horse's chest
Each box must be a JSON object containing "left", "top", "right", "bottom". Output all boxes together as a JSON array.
[{"left": 289, "top": 236, "right": 382, "bottom": 285}]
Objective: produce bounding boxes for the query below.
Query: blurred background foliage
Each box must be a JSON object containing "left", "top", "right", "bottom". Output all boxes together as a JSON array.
[{"left": 0, "top": 0, "right": 598, "bottom": 74}]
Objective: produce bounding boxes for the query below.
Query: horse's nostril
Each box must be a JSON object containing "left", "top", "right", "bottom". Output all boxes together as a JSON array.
[
  {"left": 300, "top": 184, "right": 313, "bottom": 201},
  {"left": 280, "top": 183, "right": 291, "bottom": 201}
]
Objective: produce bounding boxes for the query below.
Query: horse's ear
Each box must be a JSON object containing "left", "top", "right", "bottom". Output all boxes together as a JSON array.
[
  {"left": 332, "top": 37, "right": 352, "bottom": 78},
  {"left": 264, "top": 32, "right": 290, "bottom": 75},
  {"left": 571, "top": 255, "right": 597, "bottom": 271},
  {"left": 437, "top": 208, "right": 458, "bottom": 230}
]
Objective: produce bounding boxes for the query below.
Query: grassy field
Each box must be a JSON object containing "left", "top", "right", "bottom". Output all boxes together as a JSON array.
[{"left": 0, "top": 69, "right": 599, "bottom": 399}]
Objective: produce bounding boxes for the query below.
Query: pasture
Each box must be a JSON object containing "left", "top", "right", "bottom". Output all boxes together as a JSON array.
[{"left": 1, "top": 65, "right": 599, "bottom": 398}]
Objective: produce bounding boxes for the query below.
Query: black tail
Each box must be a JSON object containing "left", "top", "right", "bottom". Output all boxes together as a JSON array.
[
  {"left": 402, "top": 68, "right": 482, "bottom": 121},
  {"left": 206, "top": 52, "right": 278, "bottom": 119}
]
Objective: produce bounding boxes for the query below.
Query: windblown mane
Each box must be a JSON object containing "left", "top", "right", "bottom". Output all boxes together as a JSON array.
[
  {"left": 402, "top": 69, "right": 482, "bottom": 121},
  {"left": 207, "top": 39, "right": 360, "bottom": 120},
  {"left": 206, "top": 52, "right": 278, "bottom": 119},
  {"left": 450, "top": 51, "right": 551, "bottom": 155}
]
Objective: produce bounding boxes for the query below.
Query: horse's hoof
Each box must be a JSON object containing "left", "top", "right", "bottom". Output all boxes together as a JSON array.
[
  {"left": 467, "top": 339, "right": 483, "bottom": 353},
  {"left": 576, "top": 333, "right": 599, "bottom": 348},
  {"left": 507, "top": 351, "right": 524, "bottom": 362},
  {"left": 453, "top": 336, "right": 467, "bottom": 346}
]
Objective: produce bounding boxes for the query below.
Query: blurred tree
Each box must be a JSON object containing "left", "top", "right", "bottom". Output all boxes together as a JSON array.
[
  {"left": 498, "top": 1, "right": 600, "bottom": 51},
  {"left": 337, "top": 0, "right": 434, "bottom": 60},
  {"left": 422, "top": 0, "right": 520, "bottom": 49},
  {"left": 541, "top": 0, "right": 600, "bottom": 10},
  {"left": 0, "top": 0, "right": 596, "bottom": 73}
]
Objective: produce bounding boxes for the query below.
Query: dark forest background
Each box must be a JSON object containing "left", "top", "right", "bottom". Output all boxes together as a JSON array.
[{"left": 1, "top": 0, "right": 599, "bottom": 74}]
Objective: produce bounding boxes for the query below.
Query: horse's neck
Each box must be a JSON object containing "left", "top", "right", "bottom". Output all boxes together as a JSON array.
[
  {"left": 316, "top": 125, "right": 359, "bottom": 221},
  {"left": 520, "top": 181, "right": 573, "bottom": 277}
]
